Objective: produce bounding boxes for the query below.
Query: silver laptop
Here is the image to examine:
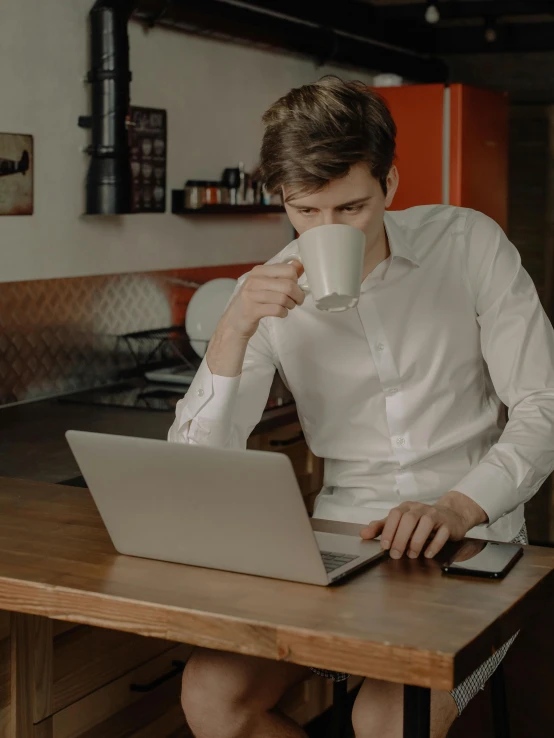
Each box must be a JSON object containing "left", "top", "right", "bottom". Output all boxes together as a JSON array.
[{"left": 65, "top": 430, "right": 385, "bottom": 586}]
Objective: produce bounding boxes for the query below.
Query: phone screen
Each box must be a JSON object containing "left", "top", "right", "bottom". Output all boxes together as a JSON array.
[{"left": 442, "top": 541, "right": 523, "bottom": 577}]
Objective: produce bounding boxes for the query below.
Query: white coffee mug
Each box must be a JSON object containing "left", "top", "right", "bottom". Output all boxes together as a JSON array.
[{"left": 274, "top": 224, "right": 365, "bottom": 312}]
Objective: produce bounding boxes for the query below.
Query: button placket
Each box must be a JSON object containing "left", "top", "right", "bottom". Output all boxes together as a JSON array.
[
  {"left": 357, "top": 301, "right": 408, "bottom": 458},
  {"left": 395, "top": 467, "right": 419, "bottom": 498}
]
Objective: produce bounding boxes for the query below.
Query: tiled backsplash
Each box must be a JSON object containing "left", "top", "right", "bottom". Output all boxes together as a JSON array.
[{"left": 0, "top": 264, "right": 254, "bottom": 406}]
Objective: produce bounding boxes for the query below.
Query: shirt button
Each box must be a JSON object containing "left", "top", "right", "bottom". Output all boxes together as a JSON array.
[
  {"left": 396, "top": 437, "right": 405, "bottom": 446},
  {"left": 376, "top": 343, "right": 385, "bottom": 351},
  {"left": 197, "top": 388, "right": 204, "bottom": 397}
]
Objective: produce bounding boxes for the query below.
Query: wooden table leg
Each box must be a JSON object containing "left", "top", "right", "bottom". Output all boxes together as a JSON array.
[
  {"left": 10, "top": 613, "right": 53, "bottom": 738},
  {"left": 404, "top": 685, "right": 430, "bottom": 738}
]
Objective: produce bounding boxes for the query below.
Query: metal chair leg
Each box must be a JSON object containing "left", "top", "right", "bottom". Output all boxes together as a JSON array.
[
  {"left": 329, "top": 679, "right": 349, "bottom": 738},
  {"left": 403, "top": 685, "right": 431, "bottom": 738},
  {"left": 491, "top": 662, "right": 510, "bottom": 738}
]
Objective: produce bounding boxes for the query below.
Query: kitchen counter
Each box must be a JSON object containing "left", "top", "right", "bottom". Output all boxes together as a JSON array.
[{"left": 0, "top": 384, "right": 298, "bottom": 484}]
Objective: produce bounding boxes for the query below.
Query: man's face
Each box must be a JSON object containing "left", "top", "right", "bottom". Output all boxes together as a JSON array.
[{"left": 283, "top": 162, "right": 398, "bottom": 248}]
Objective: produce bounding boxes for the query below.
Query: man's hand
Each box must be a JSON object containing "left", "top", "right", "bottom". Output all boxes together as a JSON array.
[
  {"left": 207, "top": 261, "right": 305, "bottom": 377},
  {"left": 360, "top": 491, "right": 488, "bottom": 559},
  {"left": 219, "top": 261, "right": 305, "bottom": 341}
]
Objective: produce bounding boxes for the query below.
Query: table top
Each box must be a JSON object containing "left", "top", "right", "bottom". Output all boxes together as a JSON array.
[{"left": 0, "top": 477, "right": 553, "bottom": 690}]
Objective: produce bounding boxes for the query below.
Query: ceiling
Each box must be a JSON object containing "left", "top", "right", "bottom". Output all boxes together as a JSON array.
[
  {"left": 352, "top": 0, "right": 554, "bottom": 54},
  {"left": 237, "top": 1, "right": 554, "bottom": 55},
  {"left": 132, "top": 1, "right": 554, "bottom": 87}
]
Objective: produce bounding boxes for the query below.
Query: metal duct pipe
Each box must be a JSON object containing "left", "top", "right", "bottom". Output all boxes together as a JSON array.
[{"left": 83, "top": 0, "right": 136, "bottom": 214}]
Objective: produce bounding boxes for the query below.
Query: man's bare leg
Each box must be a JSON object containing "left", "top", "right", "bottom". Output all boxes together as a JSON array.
[
  {"left": 181, "top": 647, "right": 313, "bottom": 738},
  {"left": 351, "top": 677, "right": 458, "bottom": 738}
]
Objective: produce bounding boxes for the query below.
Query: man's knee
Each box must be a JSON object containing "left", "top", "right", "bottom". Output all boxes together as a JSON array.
[
  {"left": 351, "top": 678, "right": 402, "bottom": 738},
  {"left": 181, "top": 648, "right": 305, "bottom": 738},
  {"left": 181, "top": 650, "right": 253, "bottom": 738}
]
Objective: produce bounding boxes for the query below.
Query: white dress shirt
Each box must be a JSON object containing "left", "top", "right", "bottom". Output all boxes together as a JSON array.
[{"left": 169, "top": 205, "right": 554, "bottom": 542}]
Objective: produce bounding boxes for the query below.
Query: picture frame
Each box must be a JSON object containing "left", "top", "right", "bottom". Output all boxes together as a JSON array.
[{"left": 0, "top": 132, "right": 34, "bottom": 216}]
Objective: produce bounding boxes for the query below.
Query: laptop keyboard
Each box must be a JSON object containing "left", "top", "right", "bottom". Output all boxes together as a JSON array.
[{"left": 321, "top": 551, "right": 359, "bottom": 574}]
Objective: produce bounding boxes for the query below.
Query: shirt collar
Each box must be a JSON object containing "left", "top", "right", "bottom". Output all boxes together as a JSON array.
[{"left": 384, "top": 211, "right": 420, "bottom": 267}]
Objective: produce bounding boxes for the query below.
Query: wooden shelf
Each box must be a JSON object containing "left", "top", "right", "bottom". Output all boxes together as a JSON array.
[{"left": 171, "top": 190, "right": 285, "bottom": 215}]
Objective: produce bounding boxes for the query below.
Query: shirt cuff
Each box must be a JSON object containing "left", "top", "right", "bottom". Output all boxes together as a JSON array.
[
  {"left": 170, "top": 358, "right": 241, "bottom": 441},
  {"left": 198, "top": 373, "right": 242, "bottom": 419},
  {"left": 452, "top": 462, "right": 519, "bottom": 526}
]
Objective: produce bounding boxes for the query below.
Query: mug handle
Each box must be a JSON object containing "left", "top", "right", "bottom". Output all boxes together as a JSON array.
[{"left": 273, "top": 253, "right": 310, "bottom": 294}]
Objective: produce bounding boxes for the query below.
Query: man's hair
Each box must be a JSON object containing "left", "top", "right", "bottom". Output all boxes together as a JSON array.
[{"left": 259, "top": 76, "right": 396, "bottom": 199}]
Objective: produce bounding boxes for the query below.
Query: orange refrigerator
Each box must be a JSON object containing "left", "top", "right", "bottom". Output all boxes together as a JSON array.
[{"left": 375, "top": 83, "right": 508, "bottom": 231}]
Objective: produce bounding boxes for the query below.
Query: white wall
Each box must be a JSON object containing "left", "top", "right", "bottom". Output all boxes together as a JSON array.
[{"left": 0, "top": 0, "right": 374, "bottom": 283}]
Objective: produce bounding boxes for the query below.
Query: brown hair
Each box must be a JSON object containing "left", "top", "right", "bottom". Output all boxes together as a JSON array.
[{"left": 259, "top": 76, "right": 396, "bottom": 199}]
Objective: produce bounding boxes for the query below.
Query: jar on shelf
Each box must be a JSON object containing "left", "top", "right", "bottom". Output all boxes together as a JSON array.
[
  {"left": 184, "top": 180, "right": 206, "bottom": 210},
  {"left": 205, "top": 181, "right": 222, "bottom": 205},
  {"left": 219, "top": 185, "right": 230, "bottom": 205}
]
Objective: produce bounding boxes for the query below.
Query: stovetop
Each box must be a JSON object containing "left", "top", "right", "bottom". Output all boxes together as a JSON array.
[{"left": 59, "top": 381, "right": 294, "bottom": 413}]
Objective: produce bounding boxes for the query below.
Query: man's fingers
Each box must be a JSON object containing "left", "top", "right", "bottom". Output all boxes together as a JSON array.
[
  {"left": 360, "top": 519, "right": 386, "bottom": 541},
  {"left": 248, "top": 277, "right": 305, "bottom": 305},
  {"left": 379, "top": 508, "right": 403, "bottom": 552},
  {"left": 288, "top": 259, "right": 305, "bottom": 278},
  {"left": 407, "top": 514, "right": 437, "bottom": 558},
  {"left": 425, "top": 524, "right": 450, "bottom": 559},
  {"left": 251, "top": 290, "right": 296, "bottom": 311},
  {"left": 252, "top": 263, "right": 300, "bottom": 279},
  {"left": 389, "top": 511, "right": 421, "bottom": 559}
]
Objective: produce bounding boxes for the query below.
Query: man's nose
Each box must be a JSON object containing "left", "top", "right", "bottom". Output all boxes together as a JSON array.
[{"left": 321, "top": 211, "right": 342, "bottom": 226}]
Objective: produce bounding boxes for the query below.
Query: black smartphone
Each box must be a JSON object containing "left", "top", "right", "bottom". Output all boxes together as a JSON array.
[{"left": 441, "top": 540, "right": 523, "bottom": 579}]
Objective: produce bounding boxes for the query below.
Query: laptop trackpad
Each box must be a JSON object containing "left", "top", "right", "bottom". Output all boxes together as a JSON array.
[{"left": 314, "top": 531, "right": 383, "bottom": 559}]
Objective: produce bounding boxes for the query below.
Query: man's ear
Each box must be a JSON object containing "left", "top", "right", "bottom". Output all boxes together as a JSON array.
[{"left": 384, "top": 166, "right": 399, "bottom": 208}]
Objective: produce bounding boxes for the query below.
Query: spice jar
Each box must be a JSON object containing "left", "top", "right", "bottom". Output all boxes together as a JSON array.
[
  {"left": 184, "top": 180, "right": 205, "bottom": 210},
  {"left": 205, "top": 181, "right": 222, "bottom": 205}
]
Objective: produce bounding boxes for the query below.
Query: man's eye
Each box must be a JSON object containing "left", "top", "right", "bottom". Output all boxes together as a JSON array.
[
  {"left": 300, "top": 209, "right": 314, "bottom": 215},
  {"left": 343, "top": 205, "right": 363, "bottom": 213}
]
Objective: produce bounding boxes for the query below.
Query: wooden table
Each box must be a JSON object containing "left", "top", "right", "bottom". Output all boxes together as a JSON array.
[{"left": 0, "top": 478, "right": 553, "bottom": 738}]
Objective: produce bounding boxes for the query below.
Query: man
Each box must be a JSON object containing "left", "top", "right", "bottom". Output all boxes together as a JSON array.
[{"left": 169, "top": 77, "right": 554, "bottom": 738}]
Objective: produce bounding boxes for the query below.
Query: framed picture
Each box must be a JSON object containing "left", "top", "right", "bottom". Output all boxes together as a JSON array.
[
  {"left": 128, "top": 107, "right": 166, "bottom": 213},
  {"left": 0, "top": 133, "right": 34, "bottom": 216}
]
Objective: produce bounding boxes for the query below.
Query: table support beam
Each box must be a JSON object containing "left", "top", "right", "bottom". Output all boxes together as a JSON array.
[{"left": 404, "top": 685, "right": 430, "bottom": 738}]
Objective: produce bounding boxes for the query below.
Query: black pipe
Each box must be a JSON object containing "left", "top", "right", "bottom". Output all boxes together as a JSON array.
[{"left": 83, "top": 0, "right": 136, "bottom": 214}]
